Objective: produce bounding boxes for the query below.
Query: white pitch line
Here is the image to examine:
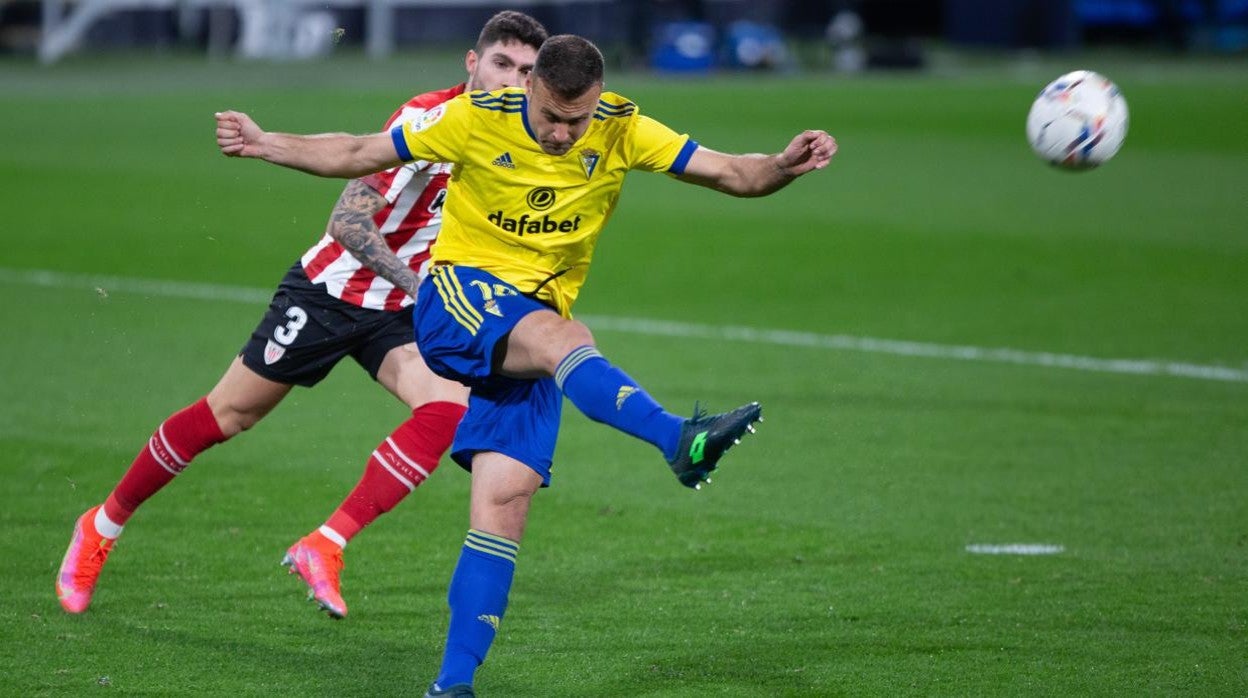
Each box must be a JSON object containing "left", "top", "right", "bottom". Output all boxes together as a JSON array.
[
  {"left": 965, "top": 544, "right": 1064, "bottom": 556},
  {"left": 576, "top": 315, "right": 1248, "bottom": 384},
  {"left": 3, "top": 266, "right": 1246, "bottom": 384},
  {"left": 1, "top": 267, "right": 272, "bottom": 305}
]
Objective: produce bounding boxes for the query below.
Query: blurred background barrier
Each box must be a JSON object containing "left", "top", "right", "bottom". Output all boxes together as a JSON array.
[
  {"left": 4, "top": 0, "right": 1246, "bottom": 65},
  {"left": 650, "top": 19, "right": 715, "bottom": 73}
]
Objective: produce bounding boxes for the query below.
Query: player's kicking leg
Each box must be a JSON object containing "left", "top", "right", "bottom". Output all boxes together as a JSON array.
[
  {"left": 503, "top": 308, "right": 764, "bottom": 489},
  {"left": 283, "top": 342, "right": 468, "bottom": 619},
  {"left": 57, "top": 357, "right": 290, "bottom": 613}
]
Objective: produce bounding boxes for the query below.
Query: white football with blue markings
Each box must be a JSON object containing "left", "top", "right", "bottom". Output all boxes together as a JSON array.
[{"left": 1026, "top": 70, "right": 1129, "bottom": 170}]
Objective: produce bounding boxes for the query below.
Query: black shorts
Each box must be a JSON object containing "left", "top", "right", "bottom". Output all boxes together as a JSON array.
[{"left": 239, "top": 262, "right": 415, "bottom": 387}]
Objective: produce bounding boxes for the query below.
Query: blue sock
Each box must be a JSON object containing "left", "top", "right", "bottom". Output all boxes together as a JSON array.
[
  {"left": 555, "top": 346, "right": 683, "bottom": 460},
  {"left": 435, "top": 530, "right": 519, "bottom": 689}
]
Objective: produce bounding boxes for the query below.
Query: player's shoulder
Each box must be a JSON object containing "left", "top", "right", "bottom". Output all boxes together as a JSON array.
[
  {"left": 593, "top": 91, "right": 638, "bottom": 122},
  {"left": 383, "top": 83, "right": 467, "bottom": 129},
  {"left": 467, "top": 86, "right": 526, "bottom": 114}
]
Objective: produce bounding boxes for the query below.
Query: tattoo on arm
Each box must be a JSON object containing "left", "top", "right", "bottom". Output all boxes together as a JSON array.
[{"left": 327, "top": 179, "right": 421, "bottom": 298}]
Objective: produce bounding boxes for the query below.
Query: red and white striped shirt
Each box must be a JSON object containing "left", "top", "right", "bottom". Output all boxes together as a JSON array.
[{"left": 300, "top": 83, "right": 466, "bottom": 311}]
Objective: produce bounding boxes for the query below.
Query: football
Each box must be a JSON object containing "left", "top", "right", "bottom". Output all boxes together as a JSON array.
[{"left": 1026, "top": 70, "right": 1129, "bottom": 170}]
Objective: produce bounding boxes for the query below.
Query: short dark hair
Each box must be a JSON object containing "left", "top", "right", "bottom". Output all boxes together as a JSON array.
[
  {"left": 476, "top": 10, "right": 548, "bottom": 53},
  {"left": 532, "top": 35, "right": 604, "bottom": 100}
]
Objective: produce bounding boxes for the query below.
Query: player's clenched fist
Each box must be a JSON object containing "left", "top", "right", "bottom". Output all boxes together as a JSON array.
[
  {"left": 777, "top": 130, "right": 837, "bottom": 176},
  {"left": 215, "top": 110, "right": 263, "bottom": 158}
]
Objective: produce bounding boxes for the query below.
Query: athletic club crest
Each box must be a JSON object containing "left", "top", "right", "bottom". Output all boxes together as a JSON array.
[
  {"left": 579, "top": 148, "right": 600, "bottom": 179},
  {"left": 263, "top": 339, "right": 286, "bottom": 365}
]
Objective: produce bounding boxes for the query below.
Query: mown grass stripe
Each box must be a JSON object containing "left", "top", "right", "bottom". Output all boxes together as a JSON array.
[{"left": 3, "top": 267, "right": 1244, "bottom": 384}]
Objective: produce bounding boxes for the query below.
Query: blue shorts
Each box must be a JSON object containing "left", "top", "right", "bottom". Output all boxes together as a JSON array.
[
  {"left": 451, "top": 376, "right": 561, "bottom": 486},
  {"left": 414, "top": 264, "right": 562, "bottom": 484}
]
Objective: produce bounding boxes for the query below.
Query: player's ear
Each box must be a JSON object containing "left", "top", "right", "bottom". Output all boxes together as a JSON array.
[{"left": 464, "top": 49, "right": 478, "bottom": 77}]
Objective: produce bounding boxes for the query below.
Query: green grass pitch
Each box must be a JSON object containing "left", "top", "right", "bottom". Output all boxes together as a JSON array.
[{"left": 1, "top": 52, "right": 1245, "bottom": 695}]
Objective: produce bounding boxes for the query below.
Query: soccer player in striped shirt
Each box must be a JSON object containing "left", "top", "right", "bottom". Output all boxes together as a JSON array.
[
  {"left": 56, "top": 11, "right": 548, "bottom": 621},
  {"left": 217, "top": 35, "right": 836, "bottom": 697}
]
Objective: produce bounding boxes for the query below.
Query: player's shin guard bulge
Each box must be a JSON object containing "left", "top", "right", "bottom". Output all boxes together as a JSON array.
[{"left": 667, "top": 402, "right": 763, "bottom": 489}]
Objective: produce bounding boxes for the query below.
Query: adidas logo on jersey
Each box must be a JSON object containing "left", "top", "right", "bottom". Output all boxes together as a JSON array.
[{"left": 492, "top": 152, "right": 515, "bottom": 169}]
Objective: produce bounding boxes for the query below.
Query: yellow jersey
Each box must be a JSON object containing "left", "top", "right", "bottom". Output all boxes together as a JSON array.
[{"left": 392, "top": 87, "right": 697, "bottom": 317}]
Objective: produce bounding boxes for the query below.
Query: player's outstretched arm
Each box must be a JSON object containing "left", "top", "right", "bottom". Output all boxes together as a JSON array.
[
  {"left": 677, "top": 130, "right": 837, "bottom": 198},
  {"left": 215, "top": 110, "right": 405, "bottom": 179}
]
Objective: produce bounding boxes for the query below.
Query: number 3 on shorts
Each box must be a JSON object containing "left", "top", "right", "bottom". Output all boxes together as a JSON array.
[{"left": 273, "top": 306, "right": 308, "bottom": 346}]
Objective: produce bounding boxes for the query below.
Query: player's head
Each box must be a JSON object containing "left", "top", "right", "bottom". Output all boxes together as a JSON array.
[
  {"left": 465, "top": 11, "right": 547, "bottom": 93},
  {"left": 525, "top": 34, "right": 605, "bottom": 156}
]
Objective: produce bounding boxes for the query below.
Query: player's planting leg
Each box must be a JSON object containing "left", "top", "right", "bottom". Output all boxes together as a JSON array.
[
  {"left": 430, "top": 529, "right": 518, "bottom": 693},
  {"left": 554, "top": 346, "right": 763, "bottom": 489},
  {"left": 429, "top": 452, "right": 541, "bottom": 695},
  {"left": 56, "top": 396, "right": 227, "bottom": 613},
  {"left": 284, "top": 400, "right": 466, "bottom": 619}
]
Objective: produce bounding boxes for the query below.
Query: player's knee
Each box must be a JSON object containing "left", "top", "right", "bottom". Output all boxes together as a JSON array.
[
  {"left": 494, "top": 487, "right": 535, "bottom": 510},
  {"left": 565, "top": 319, "right": 594, "bottom": 348},
  {"left": 548, "top": 319, "right": 594, "bottom": 366},
  {"left": 477, "top": 490, "right": 534, "bottom": 540},
  {"left": 209, "top": 402, "right": 263, "bottom": 438},
  {"left": 400, "top": 375, "right": 469, "bottom": 409}
]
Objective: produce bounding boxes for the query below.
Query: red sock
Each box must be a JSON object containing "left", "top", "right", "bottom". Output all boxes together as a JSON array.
[
  {"left": 103, "top": 397, "right": 227, "bottom": 525},
  {"left": 324, "top": 401, "right": 466, "bottom": 543}
]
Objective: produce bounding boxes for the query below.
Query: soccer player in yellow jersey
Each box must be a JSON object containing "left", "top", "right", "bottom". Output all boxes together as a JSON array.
[{"left": 217, "top": 34, "right": 836, "bottom": 697}]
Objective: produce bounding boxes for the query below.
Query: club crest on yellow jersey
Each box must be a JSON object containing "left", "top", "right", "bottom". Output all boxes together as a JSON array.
[{"left": 579, "top": 148, "right": 601, "bottom": 179}]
